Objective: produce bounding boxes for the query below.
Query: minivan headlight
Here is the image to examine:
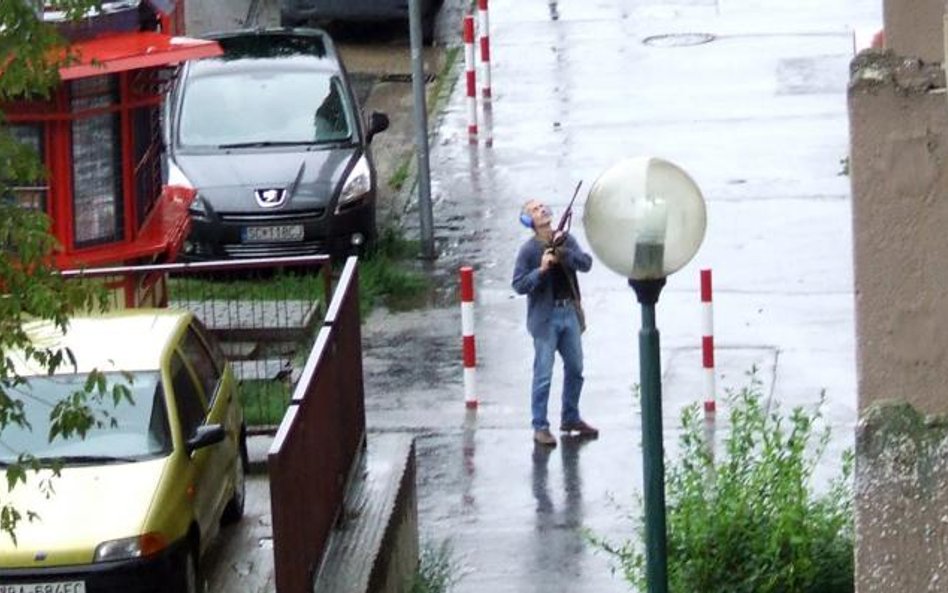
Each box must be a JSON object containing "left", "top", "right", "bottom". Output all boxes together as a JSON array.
[
  {"left": 94, "top": 533, "right": 168, "bottom": 562},
  {"left": 188, "top": 193, "right": 209, "bottom": 218},
  {"left": 168, "top": 160, "right": 194, "bottom": 189},
  {"left": 336, "top": 155, "right": 371, "bottom": 211}
]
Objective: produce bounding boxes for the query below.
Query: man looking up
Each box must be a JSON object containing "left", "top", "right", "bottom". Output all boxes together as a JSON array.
[{"left": 512, "top": 199, "right": 597, "bottom": 447}]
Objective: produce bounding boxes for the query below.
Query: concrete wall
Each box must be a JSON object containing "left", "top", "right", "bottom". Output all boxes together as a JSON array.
[
  {"left": 883, "top": 0, "right": 945, "bottom": 63},
  {"left": 849, "top": 49, "right": 948, "bottom": 591},
  {"left": 849, "top": 51, "right": 948, "bottom": 416},
  {"left": 856, "top": 404, "right": 948, "bottom": 592}
]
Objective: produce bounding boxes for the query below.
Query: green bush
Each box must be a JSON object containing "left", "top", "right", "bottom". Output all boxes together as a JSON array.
[
  {"left": 594, "top": 369, "right": 854, "bottom": 593},
  {"left": 409, "top": 539, "right": 459, "bottom": 593}
]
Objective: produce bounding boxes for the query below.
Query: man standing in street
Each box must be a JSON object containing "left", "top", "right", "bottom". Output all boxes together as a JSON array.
[{"left": 512, "top": 199, "right": 598, "bottom": 447}]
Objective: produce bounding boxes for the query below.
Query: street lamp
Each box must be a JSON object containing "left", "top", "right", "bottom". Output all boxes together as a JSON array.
[{"left": 583, "top": 156, "right": 707, "bottom": 593}]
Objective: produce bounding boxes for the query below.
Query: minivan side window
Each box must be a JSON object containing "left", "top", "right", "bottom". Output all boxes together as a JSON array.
[
  {"left": 181, "top": 324, "right": 222, "bottom": 406},
  {"left": 170, "top": 352, "right": 206, "bottom": 440}
]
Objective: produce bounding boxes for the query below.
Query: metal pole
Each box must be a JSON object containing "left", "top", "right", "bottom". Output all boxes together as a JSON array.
[
  {"left": 408, "top": 0, "right": 436, "bottom": 259},
  {"left": 630, "top": 277, "right": 668, "bottom": 593}
]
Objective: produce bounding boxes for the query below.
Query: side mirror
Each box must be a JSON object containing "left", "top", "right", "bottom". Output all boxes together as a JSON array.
[
  {"left": 366, "top": 111, "right": 390, "bottom": 143},
  {"left": 186, "top": 424, "right": 226, "bottom": 454}
]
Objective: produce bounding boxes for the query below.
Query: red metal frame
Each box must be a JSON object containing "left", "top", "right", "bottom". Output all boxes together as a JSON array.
[{"left": 2, "top": 2, "right": 221, "bottom": 304}]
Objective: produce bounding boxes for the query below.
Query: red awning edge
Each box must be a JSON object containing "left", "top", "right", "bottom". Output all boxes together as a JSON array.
[{"left": 59, "top": 31, "right": 222, "bottom": 80}]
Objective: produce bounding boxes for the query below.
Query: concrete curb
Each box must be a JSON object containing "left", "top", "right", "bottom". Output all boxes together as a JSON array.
[{"left": 247, "top": 433, "right": 274, "bottom": 475}]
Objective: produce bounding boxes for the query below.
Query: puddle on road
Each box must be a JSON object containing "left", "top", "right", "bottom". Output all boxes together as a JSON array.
[{"left": 385, "top": 282, "right": 455, "bottom": 311}]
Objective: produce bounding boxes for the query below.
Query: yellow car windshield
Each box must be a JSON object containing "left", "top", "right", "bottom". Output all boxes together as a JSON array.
[{"left": 0, "top": 371, "right": 171, "bottom": 466}]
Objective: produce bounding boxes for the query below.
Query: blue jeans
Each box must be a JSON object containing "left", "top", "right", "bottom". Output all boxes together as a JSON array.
[{"left": 531, "top": 305, "right": 584, "bottom": 431}]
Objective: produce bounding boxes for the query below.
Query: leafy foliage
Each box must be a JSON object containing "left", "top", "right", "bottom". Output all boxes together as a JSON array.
[
  {"left": 593, "top": 369, "right": 854, "bottom": 593},
  {"left": 0, "top": 1, "right": 103, "bottom": 102},
  {"left": 409, "top": 539, "right": 460, "bottom": 593},
  {"left": 0, "top": 0, "right": 127, "bottom": 545}
]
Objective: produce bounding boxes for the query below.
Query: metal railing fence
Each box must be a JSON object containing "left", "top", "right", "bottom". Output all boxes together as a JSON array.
[{"left": 268, "top": 256, "right": 366, "bottom": 593}]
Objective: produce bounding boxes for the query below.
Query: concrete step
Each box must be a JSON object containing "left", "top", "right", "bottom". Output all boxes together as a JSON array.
[
  {"left": 242, "top": 434, "right": 418, "bottom": 593},
  {"left": 315, "top": 434, "right": 419, "bottom": 593}
]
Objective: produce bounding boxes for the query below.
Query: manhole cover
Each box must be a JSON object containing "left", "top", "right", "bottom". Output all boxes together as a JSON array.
[{"left": 643, "top": 33, "right": 716, "bottom": 47}]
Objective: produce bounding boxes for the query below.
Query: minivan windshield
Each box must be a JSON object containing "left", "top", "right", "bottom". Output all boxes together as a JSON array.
[
  {"left": 0, "top": 371, "right": 171, "bottom": 465},
  {"left": 177, "top": 66, "right": 354, "bottom": 148}
]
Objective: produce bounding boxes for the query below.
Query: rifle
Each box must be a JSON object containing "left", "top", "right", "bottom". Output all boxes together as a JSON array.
[{"left": 550, "top": 180, "right": 583, "bottom": 248}]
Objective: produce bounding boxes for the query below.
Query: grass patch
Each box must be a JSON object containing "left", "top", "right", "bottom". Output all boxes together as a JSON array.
[
  {"left": 239, "top": 379, "right": 291, "bottom": 427},
  {"left": 409, "top": 539, "right": 459, "bottom": 593},
  {"left": 168, "top": 270, "right": 327, "bottom": 302},
  {"left": 429, "top": 46, "right": 462, "bottom": 113},
  {"left": 166, "top": 227, "right": 427, "bottom": 321},
  {"left": 358, "top": 226, "right": 428, "bottom": 317},
  {"left": 389, "top": 156, "right": 413, "bottom": 191}
]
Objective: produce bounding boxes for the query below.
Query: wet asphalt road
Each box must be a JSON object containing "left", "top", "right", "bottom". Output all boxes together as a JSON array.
[
  {"left": 195, "top": 0, "right": 881, "bottom": 589},
  {"left": 362, "top": 0, "right": 880, "bottom": 590}
]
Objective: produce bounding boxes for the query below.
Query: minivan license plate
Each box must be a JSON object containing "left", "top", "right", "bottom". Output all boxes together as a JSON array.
[
  {"left": 0, "top": 581, "right": 86, "bottom": 593},
  {"left": 242, "top": 224, "right": 304, "bottom": 243}
]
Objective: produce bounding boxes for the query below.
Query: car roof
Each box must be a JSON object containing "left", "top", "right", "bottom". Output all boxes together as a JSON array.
[
  {"left": 16, "top": 309, "right": 191, "bottom": 376},
  {"left": 194, "top": 28, "right": 342, "bottom": 74}
]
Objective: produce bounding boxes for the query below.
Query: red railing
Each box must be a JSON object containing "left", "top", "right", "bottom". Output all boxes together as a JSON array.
[
  {"left": 61, "top": 255, "right": 334, "bottom": 427},
  {"left": 269, "top": 256, "right": 366, "bottom": 593}
]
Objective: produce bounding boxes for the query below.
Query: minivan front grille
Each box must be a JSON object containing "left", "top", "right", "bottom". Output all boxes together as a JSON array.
[
  {"left": 222, "top": 240, "right": 327, "bottom": 258},
  {"left": 220, "top": 209, "right": 326, "bottom": 223}
]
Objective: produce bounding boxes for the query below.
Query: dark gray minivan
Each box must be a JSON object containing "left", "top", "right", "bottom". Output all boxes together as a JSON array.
[{"left": 166, "top": 29, "right": 389, "bottom": 260}]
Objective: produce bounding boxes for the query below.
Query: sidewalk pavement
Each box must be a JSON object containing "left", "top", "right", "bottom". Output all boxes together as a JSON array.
[
  {"left": 208, "top": 0, "right": 872, "bottom": 590},
  {"left": 360, "top": 0, "right": 870, "bottom": 590}
]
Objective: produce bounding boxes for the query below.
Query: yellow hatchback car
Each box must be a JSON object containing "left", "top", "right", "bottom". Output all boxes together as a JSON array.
[{"left": 0, "top": 309, "right": 246, "bottom": 593}]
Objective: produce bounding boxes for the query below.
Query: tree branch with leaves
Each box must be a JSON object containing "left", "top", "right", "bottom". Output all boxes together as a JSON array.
[{"left": 0, "top": 0, "right": 135, "bottom": 544}]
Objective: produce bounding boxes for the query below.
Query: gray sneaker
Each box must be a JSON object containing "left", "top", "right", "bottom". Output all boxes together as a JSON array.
[{"left": 534, "top": 428, "right": 557, "bottom": 447}]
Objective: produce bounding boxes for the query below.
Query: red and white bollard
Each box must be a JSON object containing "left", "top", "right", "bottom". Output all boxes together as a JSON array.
[
  {"left": 460, "top": 266, "right": 478, "bottom": 409},
  {"left": 701, "top": 269, "right": 716, "bottom": 418},
  {"left": 477, "top": 0, "right": 492, "bottom": 100},
  {"left": 463, "top": 15, "right": 478, "bottom": 143}
]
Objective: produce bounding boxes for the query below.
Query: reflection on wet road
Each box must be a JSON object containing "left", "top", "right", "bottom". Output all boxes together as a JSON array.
[{"left": 530, "top": 439, "right": 590, "bottom": 589}]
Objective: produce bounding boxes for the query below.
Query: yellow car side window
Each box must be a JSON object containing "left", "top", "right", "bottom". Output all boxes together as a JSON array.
[
  {"left": 170, "top": 352, "right": 206, "bottom": 439},
  {"left": 181, "top": 325, "right": 222, "bottom": 405}
]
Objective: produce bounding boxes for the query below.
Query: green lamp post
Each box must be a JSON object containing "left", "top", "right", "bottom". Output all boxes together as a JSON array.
[{"left": 583, "top": 157, "right": 707, "bottom": 593}]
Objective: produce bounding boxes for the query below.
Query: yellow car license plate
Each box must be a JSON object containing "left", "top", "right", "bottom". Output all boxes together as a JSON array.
[{"left": 0, "top": 581, "right": 86, "bottom": 593}]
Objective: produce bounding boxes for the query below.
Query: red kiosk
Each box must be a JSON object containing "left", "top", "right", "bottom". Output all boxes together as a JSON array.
[{"left": 2, "top": 1, "right": 220, "bottom": 306}]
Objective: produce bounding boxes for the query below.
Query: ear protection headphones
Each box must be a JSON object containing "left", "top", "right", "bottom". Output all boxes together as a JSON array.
[{"left": 519, "top": 212, "right": 534, "bottom": 229}]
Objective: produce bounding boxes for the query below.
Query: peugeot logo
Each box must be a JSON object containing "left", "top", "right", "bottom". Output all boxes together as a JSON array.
[{"left": 255, "top": 188, "right": 286, "bottom": 208}]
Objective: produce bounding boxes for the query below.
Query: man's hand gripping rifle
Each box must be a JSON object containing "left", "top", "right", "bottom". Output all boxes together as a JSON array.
[{"left": 549, "top": 181, "right": 583, "bottom": 254}]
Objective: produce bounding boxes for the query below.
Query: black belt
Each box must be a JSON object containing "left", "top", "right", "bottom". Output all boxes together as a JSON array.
[{"left": 553, "top": 299, "right": 574, "bottom": 307}]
